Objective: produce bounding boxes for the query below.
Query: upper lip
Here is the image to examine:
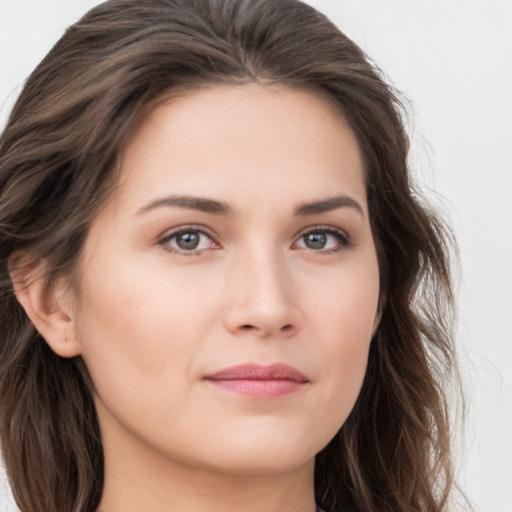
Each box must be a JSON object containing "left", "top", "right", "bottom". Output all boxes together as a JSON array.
[{"left": 205, "top": 363, "right": 309, "bottom": 382}]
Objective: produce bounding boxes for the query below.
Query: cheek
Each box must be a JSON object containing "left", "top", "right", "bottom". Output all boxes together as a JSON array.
[
  {"left": 73, "top": 266, "right": 217, "bottom": 446},
  {"left": 304, "top": 258, "right": 379, "bottom": 429},
  {"left": 73, "top": 251, "right": 230, "bottom": 414},
  {"left": 307, "top": 318, "right": 372, "bottom": 449},
  {"left": 304, "top": 252, "right": 379, "bottom": 348}
]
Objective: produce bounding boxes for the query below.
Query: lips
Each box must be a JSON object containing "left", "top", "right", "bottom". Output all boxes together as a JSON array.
[{"left": 204, "top": 363, "right": 309, "bottom": 398}]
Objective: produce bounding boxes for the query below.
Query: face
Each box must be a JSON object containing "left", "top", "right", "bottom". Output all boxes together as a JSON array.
[{"left": 73, "top": 84, "right": 380, "bottom": 475}]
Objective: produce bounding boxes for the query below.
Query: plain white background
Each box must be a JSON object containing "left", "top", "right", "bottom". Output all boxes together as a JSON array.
[{"left": 0, "top": 1, "right": 510, "bottom": 511}]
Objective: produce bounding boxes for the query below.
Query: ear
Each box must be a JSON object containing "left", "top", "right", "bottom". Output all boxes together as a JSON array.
[{"left": 9, "top": 254, "right": 82, "bottom": 358}]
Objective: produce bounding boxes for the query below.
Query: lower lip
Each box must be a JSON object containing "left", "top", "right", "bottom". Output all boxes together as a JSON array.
[{"left": 206, "top": 379, "right": 306, "bottom": 398}]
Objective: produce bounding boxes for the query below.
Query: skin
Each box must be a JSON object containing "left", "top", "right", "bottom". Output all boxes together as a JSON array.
[{"left": 17, "top": 84, "right": 380, "bottom": 512}]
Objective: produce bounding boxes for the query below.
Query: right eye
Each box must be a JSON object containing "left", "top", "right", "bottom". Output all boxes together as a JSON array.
[{"left": 159, "top": 226, "right": 220, "bottom": 255}]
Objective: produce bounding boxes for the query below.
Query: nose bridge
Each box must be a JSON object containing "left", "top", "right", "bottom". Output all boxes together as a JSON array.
[{"left": 224, "top": 237, "right": 299, "bottom": 337}]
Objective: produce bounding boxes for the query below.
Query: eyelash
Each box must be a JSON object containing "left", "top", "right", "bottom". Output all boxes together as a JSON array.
[
  {"left": 294, "top": 225, "right": 351, "bottom": 254},
  {"left": 158, "top": 224, "right": 219, "bottom": 256},
  {"left": 157, "top": 224, "right": 351, "bottom": 256}
]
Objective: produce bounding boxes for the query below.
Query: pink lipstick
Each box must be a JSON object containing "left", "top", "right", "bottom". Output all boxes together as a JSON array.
[{"left": 204, "top": 363, "right": 309, "bottom": 398}]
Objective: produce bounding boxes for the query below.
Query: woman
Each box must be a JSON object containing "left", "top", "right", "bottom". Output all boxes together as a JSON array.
[{"left": 0, "top": 0, "right": 459, "bottom": 511}]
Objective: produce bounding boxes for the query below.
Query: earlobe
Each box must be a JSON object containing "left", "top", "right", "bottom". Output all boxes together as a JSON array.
[{"left": 9, "top": 255, "right": 82, "bottom": 358}]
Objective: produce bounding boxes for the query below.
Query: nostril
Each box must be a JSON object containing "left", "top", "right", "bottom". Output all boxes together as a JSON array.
[
  {"left": 240, "top": 324, "right": 293, "bottom": 332},
  {"left": 232, "top": 320, "right": 298, "bottom": 336}
]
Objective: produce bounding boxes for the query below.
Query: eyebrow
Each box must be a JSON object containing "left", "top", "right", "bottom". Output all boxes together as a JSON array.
[
  {"left": 137, "top": 194, "right": 364, "bottom": 218},
  {"left": 137, "top": 195, "right": 233, "bottom": 216},
  {"left": 295, "top": 195, "right": 365, "bottom": 218}
]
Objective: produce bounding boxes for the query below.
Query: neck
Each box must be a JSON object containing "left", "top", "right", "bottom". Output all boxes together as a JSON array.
[
  {"left": 95, "top": 407, "right": 317, "bottom": 512},
  {"left": 98, "top": 457, "right": 317, "bottom": 512}
]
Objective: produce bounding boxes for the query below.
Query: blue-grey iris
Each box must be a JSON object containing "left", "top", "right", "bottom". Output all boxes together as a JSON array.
[
  {"left": 304, "top": 232, "right": 327, "bottom": 249},
  {"left": 177, "top": 232, "right": 200, "bottom": 250}
]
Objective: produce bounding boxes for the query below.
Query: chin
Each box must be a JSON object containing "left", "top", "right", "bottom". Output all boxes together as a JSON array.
[{"left": 186, "top": 423, "right": 328, "bottom": 475}]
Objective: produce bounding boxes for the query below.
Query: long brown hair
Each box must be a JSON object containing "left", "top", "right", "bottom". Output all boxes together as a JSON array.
[{"left": 0, "top": 1, "right": 458, "bottom": 510}]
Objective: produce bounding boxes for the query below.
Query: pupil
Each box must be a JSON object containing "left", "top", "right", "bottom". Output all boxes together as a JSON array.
[
  {"left": 305, "top": 232, "right": 326, "bottom": 249},
  {"left": 177, "top": 232, "right": 200, "bottom": 250}
]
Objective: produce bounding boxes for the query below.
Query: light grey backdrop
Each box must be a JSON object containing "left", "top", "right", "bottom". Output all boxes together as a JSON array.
[{"left": 1, "top": 1, "right": 511, "bottom": 511}]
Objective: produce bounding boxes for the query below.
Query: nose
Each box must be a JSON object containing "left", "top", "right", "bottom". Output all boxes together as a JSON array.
[{"left": 223, "top": 249, "right": 301, "bottom": 338}]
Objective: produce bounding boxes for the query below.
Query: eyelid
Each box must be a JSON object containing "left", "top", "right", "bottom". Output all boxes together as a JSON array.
[
  {"left": 292, "top": 224, "right": 351, "bottom": 252},
  {"left": 157, "top": 224, "right": 221, "bottom": 255},
  {"left": 156, "top": 223, "right": 351, "bottom": 255}
]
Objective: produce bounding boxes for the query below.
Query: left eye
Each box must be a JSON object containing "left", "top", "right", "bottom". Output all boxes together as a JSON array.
[
  {"left": 160, "top": 228, "right": 218, "bottom": 254},
  {"left": 294, "top": 228, "right": 348, "bottom": 251}
]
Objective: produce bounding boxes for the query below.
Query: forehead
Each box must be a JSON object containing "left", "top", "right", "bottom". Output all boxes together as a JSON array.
[{"left": 113, "top": 84, "right": 366, "bottom": 214}]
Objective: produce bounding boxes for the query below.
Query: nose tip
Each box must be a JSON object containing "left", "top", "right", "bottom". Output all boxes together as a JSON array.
[{"left": 224, "top": 261, "right": 301, "bottom": 339}]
